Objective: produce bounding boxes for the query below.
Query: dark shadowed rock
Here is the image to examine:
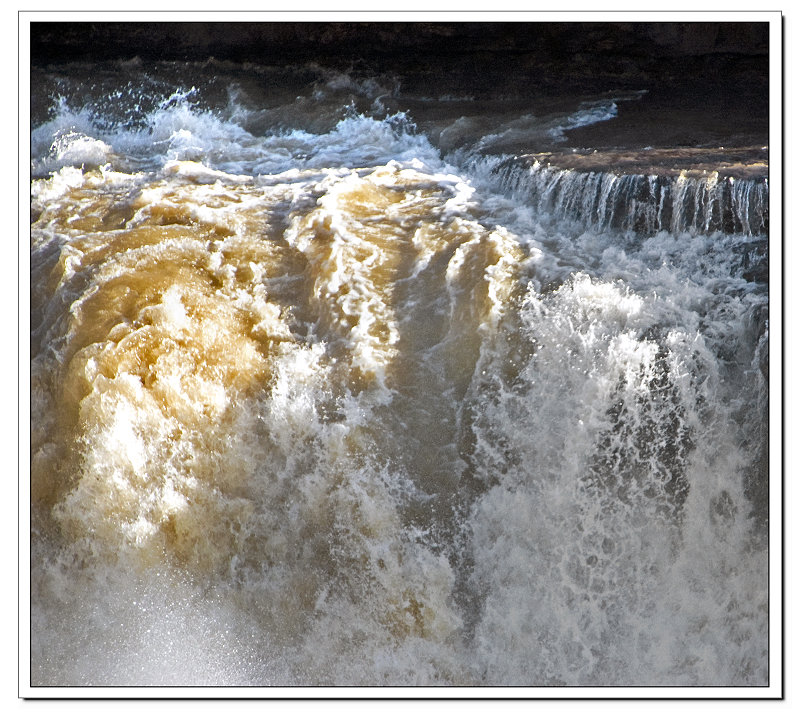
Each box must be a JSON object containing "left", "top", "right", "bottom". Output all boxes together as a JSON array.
[{"left": 30, "top": 21, "right": 769, "bottom": 94}]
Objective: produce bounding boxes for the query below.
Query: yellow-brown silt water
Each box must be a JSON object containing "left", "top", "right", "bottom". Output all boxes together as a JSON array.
[{"left": 30, "top": 62, "right": 769, "bottom": 686}]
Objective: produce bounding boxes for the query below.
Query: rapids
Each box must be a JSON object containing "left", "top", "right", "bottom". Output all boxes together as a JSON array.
[{"left": 29, "top": 59, "right": 770, "bottom": 687}]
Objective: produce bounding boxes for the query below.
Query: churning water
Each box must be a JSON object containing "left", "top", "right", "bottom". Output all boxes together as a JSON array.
[{"left": 29, "top": 60, "right": 770, "bottom": 687}]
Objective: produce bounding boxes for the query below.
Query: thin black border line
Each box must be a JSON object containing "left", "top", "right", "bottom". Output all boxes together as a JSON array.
[
  {"left": 18, "top": 9, "right": 786, "bottom": 12},
  {"left": 21, "top": 10, "right": 784, "bottom": 701},
  {"left": 779, "top": 11, "right": 786, "bottom": 704},
  {"left": 17, "top": 7, "right": 21, "bottom": 705}
]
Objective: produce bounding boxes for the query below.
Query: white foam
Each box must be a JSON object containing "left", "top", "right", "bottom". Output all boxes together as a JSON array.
[{"left": 29, "top": 78, "right": 770, "bottom": 688}]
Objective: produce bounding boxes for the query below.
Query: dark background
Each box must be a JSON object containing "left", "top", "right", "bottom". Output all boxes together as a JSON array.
[{"left": 30, "top": 21, "right": 769, "bottom": 96}]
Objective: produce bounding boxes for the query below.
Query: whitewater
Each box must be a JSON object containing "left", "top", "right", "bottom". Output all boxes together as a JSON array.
[{"left": 29, "top": 60, "right": 769, "bottom": 687}]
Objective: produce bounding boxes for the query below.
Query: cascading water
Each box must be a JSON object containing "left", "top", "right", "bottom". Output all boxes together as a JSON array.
[
  {"left": 491, "top": 157, "right": 768, "bottom": 237},
  {"left": 28, "top": 55, "right": 770, "bottom": 689}
]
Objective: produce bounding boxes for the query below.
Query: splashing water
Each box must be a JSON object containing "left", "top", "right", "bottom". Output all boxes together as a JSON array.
[{"left": 29, "top": 60, "right": 769, "bottom": 688}]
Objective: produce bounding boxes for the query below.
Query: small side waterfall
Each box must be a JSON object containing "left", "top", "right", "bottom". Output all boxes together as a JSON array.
[{"left": 492, "top": 156, "right": 768, "bottom": 236}]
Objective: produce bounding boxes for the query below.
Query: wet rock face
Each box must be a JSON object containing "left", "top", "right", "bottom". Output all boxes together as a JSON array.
[{"left": 30, "top": 21, "right": 769, "bottom": 90}]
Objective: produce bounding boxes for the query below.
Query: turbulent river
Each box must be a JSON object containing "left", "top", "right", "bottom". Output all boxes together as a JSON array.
[{"left": 29, "top": 59, "right": 770, "bottom": 687}]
